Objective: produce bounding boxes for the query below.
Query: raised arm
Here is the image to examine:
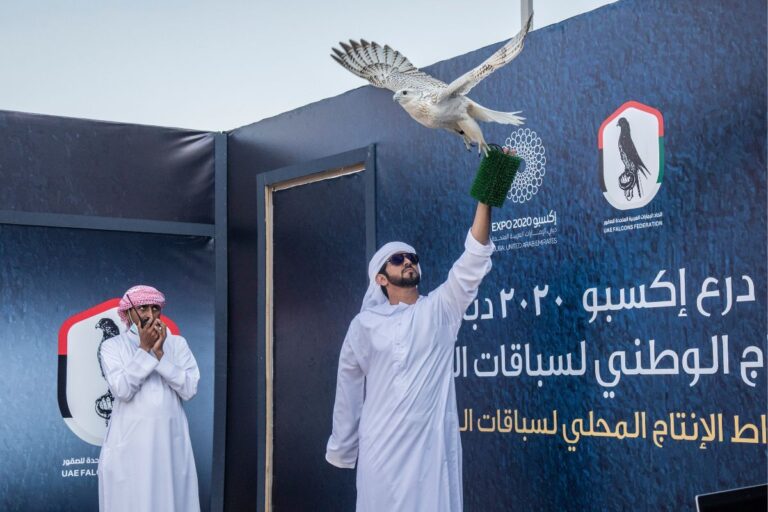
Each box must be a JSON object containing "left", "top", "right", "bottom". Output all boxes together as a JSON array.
[
  {"left": 470, "top": 202, "right": 491, "bottom": 245},
  {"left": 431, "top": 202, "right": 495, "bottom": 324}
]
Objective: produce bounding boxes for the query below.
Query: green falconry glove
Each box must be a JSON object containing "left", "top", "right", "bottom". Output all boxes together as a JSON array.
[{"left": 470, "top": 145, "right": 522, "bottom": 207}]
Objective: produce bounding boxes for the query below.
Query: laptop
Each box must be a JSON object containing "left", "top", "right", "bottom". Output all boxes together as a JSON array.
[{"left": 696, "top": 483, "right": 767, "bottom": 512}]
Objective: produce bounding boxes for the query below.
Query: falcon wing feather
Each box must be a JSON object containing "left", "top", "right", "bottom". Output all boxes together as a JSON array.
[
  {"left": 438, "top": 13, "right": 533, "bottom": 101},
  {"left": 331, "top": 40, "right": 447, "bottom": 93}
]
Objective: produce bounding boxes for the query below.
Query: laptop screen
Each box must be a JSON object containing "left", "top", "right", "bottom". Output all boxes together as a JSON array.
[{"left": 696, "top": 483, "right": 767, "bottom": 512}]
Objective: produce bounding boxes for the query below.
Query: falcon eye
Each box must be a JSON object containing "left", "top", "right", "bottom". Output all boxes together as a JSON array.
[{"left": 403, "top": 91, "right": 408, "bottom": 95}]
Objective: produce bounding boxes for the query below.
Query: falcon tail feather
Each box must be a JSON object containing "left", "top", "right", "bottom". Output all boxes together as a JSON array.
[{"left": 470, "top": 102, "right": 525, "bottom": 125}]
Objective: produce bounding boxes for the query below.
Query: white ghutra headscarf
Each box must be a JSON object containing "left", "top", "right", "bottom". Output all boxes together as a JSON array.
[{"left": 360, "top": 241, "right": 422, "bottom": 312}]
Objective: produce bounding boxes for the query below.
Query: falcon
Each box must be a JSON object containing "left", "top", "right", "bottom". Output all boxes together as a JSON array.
[
  {"left": 616, "top": 117, "right": 650, "bottom": 200},
  {"left": 95, "top": 317, "right": 119, "bottom": 423},
  {"left": 331, "top": 14, "right": 533, "bottom": 154}
]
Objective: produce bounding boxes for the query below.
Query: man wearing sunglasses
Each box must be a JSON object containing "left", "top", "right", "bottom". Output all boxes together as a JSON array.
[{"left": 326, "top": 193, "right": 495, "bottom": 512}]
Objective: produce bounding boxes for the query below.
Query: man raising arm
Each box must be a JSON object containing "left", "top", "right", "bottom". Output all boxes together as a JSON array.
[{"left": 327, "top": 193, "right": 498, "bottom": 512}]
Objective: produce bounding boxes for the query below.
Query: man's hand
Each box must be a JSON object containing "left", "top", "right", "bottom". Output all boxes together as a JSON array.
[
  {"left": 151, "top": 319, "right": 168, "bottom": 360},
  {"left": 137, "top": 316, "right": 159, "bottom": 353},
  {"left": 470, "top": 146, "right": 517, "bottom": 244},
  {"left": 136, "top": 315, "right": 166, "bottom": 360}
]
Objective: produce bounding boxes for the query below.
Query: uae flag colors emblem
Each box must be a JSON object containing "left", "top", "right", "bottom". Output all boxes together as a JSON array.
[
  {"left": 57, "top": 299, "right": 179, "bottom": 445},
  {"left": 599, "top": 100, "right": 664, "bottom": 210}
]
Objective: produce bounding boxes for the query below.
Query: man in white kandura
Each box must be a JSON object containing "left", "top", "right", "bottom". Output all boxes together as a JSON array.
[
  {"left": 98, "top": 285, "right": 200, "bottom": 512},
  {"left": 326, "top": 201, "right": 494, "bottom": 511}
]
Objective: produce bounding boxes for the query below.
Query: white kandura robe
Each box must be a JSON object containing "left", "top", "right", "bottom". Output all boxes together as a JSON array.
[
  {"left": 98, "top": 331, "right": 200, "bottom": 512},
  {"left": 326, "top": 231, "right": 494, "bottom": 512}
]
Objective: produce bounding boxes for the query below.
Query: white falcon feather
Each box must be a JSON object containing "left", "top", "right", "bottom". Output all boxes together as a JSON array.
[{"left": 331, "top": 13, "right": 533, "bottom": 154}]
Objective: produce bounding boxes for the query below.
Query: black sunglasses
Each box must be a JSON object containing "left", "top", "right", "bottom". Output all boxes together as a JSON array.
[{"left": 387, "top": 252, "right": 419, "bottom": 266}]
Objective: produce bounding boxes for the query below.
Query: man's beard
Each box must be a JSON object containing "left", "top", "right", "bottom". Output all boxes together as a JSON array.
[{"left": 385, "top": 267, "right": 420, "bottom": 288}]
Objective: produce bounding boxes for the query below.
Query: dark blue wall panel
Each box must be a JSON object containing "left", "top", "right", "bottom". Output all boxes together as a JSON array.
[
  {"left": 227, "top": 0, "right": 767, "bottom": 510},
  {"left": 0, "top": 111, "right": 215, "bottom": 224},
  {"left": 0, "top": 227, "right": 215, "bottom": 511}
]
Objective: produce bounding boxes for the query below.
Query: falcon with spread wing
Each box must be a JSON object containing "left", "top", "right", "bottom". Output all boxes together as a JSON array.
[{"left": 331, "top": 14, "right": 533, "bottom": 154}]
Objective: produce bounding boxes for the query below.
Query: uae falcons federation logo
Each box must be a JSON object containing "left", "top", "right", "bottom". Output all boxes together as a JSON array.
[
  {"left": 58, "top": 299, "right": 179, "bottom": 446},
  {"left": 599, "top": 101, "right": 664, "bottom": 210}
]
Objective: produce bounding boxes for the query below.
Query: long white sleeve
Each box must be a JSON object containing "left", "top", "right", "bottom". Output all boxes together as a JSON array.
[
  {"left": 431, "top": 229, "right": 495, "bottom": 323},
  {"left": 155, "top": 336, "right": 200, "bottom": 401},
  {"left": 100, "top": 340, "right": 158, "bottom": 402},
  {"left": 98, "top": 334, "right": 201, "bottom": 512},
  {"left": 326, "top": 327, "right": 365, "bottom": 469}
]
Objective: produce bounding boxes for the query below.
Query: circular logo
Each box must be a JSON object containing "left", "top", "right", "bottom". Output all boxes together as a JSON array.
[{"left": 504, "top": 128, "right": 547, "bottom": 204}]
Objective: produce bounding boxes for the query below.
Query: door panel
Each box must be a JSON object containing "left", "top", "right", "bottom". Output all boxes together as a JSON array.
[{"left": 271, "top": 171, "right": 367, "bottom": 511}]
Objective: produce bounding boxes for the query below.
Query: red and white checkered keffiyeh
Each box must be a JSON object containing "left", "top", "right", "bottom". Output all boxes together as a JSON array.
[{"left": 117, "top": 285, "right": 166, "bottom": 326}]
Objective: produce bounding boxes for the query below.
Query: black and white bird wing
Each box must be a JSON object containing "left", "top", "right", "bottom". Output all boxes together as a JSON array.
[
  {"left": 438, "top": 13, "right": 533, "bottom": 102},
  {"left": 619, "top": 134, "right": 650, "bottom": 177},
  {"left": 618, "top": 142, "right": 632, "bottom": 170},
  {"left": 331, "top": 39, "right": 447, "bottom": 93},
  {"left": 96, "top": 317, "right": 120, "bottom": 378}
]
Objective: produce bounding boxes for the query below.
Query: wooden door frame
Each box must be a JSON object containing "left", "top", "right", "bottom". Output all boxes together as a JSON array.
[{"left": 255, "top": 145, "right": 376, "bottom": 511}]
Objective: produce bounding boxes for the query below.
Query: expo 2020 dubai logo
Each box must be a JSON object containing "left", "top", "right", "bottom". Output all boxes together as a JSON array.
[{"left": 503, "top": 128, "right": 546, "bottom": 204}]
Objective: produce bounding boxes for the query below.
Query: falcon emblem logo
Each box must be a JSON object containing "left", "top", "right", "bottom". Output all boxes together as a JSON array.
[
  {"left": 58, "top": 299, "right": 179, "bottom": 445},
  {"left": 599, "top": 101, "right": 664, "bottom": 210}
]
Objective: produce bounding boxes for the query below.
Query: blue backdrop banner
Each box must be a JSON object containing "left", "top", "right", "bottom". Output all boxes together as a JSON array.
[
  {"left": 227, "top": 0, "right": 766, "bottom": 509},
  {"left": 0, "top": 227, "right": 215, "bottom": 512}
]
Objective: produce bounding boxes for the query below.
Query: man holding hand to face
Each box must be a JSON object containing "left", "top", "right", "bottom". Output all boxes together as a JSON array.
[{"left": 97, "top": 285, "right": 200, "bottom": 512}]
